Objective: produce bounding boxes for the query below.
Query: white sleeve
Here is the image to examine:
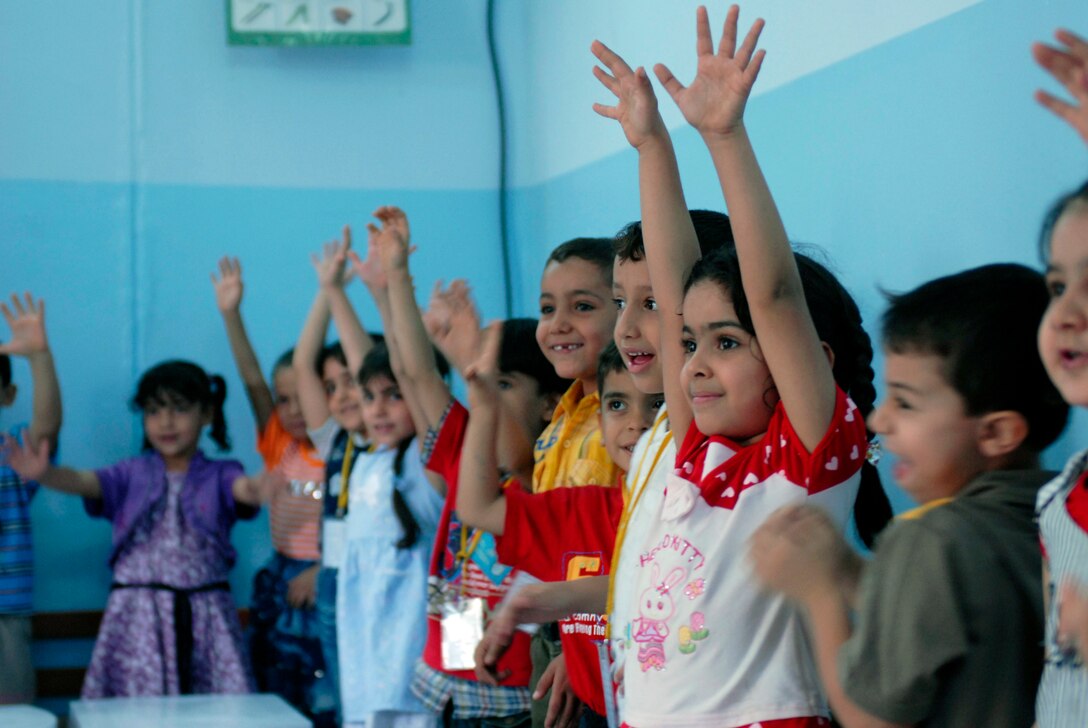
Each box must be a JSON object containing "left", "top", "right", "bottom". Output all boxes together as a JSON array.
[{"left": 307, "top": 418, "right": 340, "bottom": 461}]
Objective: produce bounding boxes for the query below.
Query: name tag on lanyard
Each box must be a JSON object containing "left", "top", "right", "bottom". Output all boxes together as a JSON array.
[{"left": 440, "top": 597, "right": 486, "bottom": 671}]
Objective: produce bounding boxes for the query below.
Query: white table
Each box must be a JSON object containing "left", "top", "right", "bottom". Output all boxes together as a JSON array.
[
  {"left": 0, "top": 705, "right": 57, "bottom": 728},
  {"left": 68, "top": 694, "right": 309, "bottom": 728}
]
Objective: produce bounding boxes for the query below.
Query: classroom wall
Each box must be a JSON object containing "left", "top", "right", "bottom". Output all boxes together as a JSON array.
[{"left": 2, "top": 0, "right": 1087, "bottom": 614}]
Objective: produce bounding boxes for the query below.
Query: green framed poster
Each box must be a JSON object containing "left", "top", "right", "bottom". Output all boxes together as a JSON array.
[{"left": 228, "top": 0, "right": 411, "bottom": 46}]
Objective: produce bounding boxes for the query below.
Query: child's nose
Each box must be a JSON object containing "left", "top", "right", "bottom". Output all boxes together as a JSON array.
[{"left": 867, "top": 402, "right": 888, "bottom": 434}]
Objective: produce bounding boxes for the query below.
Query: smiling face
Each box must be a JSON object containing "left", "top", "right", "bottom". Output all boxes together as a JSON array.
[
  {"left": 868, "top": 350, "right": 986, "bottom": 504},
  {"left": 536, "top": 258, "right": 616, "bottom": 393},
  {"left": 612, "top": 257, "right": 663, "bottom": 394},
  {"left": 143, "top": 394, "right": 210, "bottom": 471},
  {"left": 322, "top": 357, "right": 364, "bottom": 433},
  {"left": 598, "top": 368, "right": 663, "bottom": 472},
  {"left": 1040, "top": 204, "right": 1088, "bottom": 407},
  {"left": 680, "top": 280, "right": 775, "bottom": 442},
  {"left": 360, "top": 374, "right": 415, "bottom": 448}
]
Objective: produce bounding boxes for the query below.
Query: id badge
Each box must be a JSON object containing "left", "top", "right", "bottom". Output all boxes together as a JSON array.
[
  {"left": 440, "top": 597, "right": 486, "bottom": 671},
  {"left": 322, "top": 518, "right": 347, "bottom": 569}
]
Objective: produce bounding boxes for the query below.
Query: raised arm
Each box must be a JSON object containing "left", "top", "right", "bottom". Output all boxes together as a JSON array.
[
  {"left": 658, "top": 5, "right": 834, "bottom": 449},
  {"left": 455, "top": 324, "right": 509, "bottom": 535},
  {"left": 2, "top": 434, "right": 100, "bottom": 498},
  {"left": 1033, "top": 28, "right": 1088, "bottom": 145},
  {"left": 293, "top": 287, "right": 332, "bottom": 432},
  {"left": 592, "top": 40, "right": 700, "bottom": 437},
  {"left": 318, "top": 226, "right": 374, "bottom": 376},
  {"left": 0, "top": 294, "right": 62, "bottom": 453},
  {"left": 357, "top": 206, "right": 451, "bottom": 431},
  {"left": 211, "top": 258, "right": 274, "bottom": 432}
]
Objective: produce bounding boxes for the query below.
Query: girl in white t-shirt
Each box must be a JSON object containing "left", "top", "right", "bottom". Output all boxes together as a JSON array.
[{"left": 590, "top": 5, "right": 891, "bottom": 726}]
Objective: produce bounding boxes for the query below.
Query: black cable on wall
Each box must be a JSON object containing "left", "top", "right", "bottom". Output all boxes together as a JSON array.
[{"left": 486, "top": 0, "right": 514, "bottom": 318}]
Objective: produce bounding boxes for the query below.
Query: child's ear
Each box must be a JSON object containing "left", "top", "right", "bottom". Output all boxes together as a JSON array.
[
  {"left": 820, "top": 342, "right": 835, "bottom": 369},
  {"left": 976, "top": 410, "right": 1030, "bottom": 459},
  {"left": 0, "top": 383, "right": 16, "bottom": 407}
]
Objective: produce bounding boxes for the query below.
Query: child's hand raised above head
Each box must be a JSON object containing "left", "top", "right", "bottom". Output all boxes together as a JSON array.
[
  {"left": 0, "top": 293, "right": 49, "bottom": 359},
  {"left": 463, "top": 321, "right": 503, "bottom": 403},
  {"left": 1033, "top": 28, "right": 1088, "bottom": 145},
  {"left": 591, "top": 40, "right": 668, "bottom": 149},
  {"left": 210, "top": 257, "right": 244, "bottom": 313},
  {"left": 425, "top": 279, "right": 482, "bottom": 375},
  {"left": 367, "top": 205, "right": 415, "bottom": 274},
  {"left": 655, "top": 4, "right": 765, "bottom": 140},
  {"left": 311, "top": 226, "right": 354, "bottom": 291}
]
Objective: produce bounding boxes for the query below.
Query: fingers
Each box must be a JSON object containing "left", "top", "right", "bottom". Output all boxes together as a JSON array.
[
  {"left": 591, "top": 64, "right": 621, "bottom": 97},
  {"left": 1036, "top": 88, "right": 1081, "bottom": 124},
  {"left": 653, "top": 63, "right": 687, "bottom": 102},
  {"left": 342, "top": 224, "right": 352, "bottom": 251},
  {"left": 10, "top": 293, "right": 26, "bottom": 317},
  {"left": 591, "top": 39, "right": 633, "bottom": 79},
  {"left": 696, "top": 5, "right": 714, "bottom": 57},
  {"left": 1056, "top": 28, "right": 1088, "bottom": 63},
  {"left": 735, "top": 16, "right": 765, "bottom": 69}
]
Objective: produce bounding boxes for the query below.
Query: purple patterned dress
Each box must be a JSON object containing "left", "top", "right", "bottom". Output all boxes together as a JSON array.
[{"left": 81, "top": 472, "right": 255, "bottom": 697}]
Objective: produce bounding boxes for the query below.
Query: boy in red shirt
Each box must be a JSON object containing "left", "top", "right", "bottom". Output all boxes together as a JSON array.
[{"left": 458, "top": 337, "right": 661, "bottom": 727}]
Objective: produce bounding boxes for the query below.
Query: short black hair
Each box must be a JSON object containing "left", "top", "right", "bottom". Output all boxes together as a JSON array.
[
  {"left": 1040, "top": 178, "right": 1088, "bottom": 261},
  {"left": 500, "top": 318, "right": 570, "bottom": 396},
  {"left": 271, "top": 347, "right": 295, "bottom": 380},
  {"left": 882, "top": 263, "right": 1068, "bottom": 451},
  {"left": 596, "top": 342, "right": 628, "bottom": 396},
  {"left": 357, "top": 338, "right": 449, "bottom": 389},
  {"left": 613, "top": 210, "right": 735, "bottom": 264},
  {"left": 0, "top": 353, "right": 10, "bottom": 389},
  {"left": 546, "top": 237, "right": 615, "bottom": 284}
]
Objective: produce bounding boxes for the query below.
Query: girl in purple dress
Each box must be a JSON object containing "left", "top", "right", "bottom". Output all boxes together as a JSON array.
[{"left": 5, "top": 360, "right": 264, "bottom": 697}]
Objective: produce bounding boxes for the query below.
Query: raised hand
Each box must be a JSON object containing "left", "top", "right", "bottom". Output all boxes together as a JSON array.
[
  {"left": 348, "top": 223, "right": 386, "bottom": 293},
  {"left": 367, "top": 205, "right": 413, "bottom": 274},
  {"left": 591, "top": 40, "right": 668, "bottom": 149},
  {"left": 425, "top": 280, "right": 483, "bottom": 374},
  {"left": 311, "top": 226, "right": 353, "bottom": 291},
  {"left": 1033, "top": 28, "right": 1088, "bottom": 145},
  {"left": 0, "top": 293, "right": 49, "bottom": 358},
  {"left": 1, "top": 430, "right": 50, "bottom": 482},
  {"left": 210, "top": 257, "right": 244, "bottom": 312},
  {"left": 654, "top": 4, "right": 765, "bottom": 139},
  {"left": 463, "top": 321, "right": 502, "bottom": 388}
]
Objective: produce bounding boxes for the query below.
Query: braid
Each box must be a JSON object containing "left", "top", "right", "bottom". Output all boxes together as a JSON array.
[
  {"left": 206, "top": 374, "right": 231, "bottom": 452},
  {"left": 391, "top": 438, "right": 421, "bottom": 550}
]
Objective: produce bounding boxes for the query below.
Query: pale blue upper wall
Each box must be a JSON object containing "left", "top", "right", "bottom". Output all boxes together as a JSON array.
[{"left": 3, "top": 0, "right": 1088, "bottom": 611}]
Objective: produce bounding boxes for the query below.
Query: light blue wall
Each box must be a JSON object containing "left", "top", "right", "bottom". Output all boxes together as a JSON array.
[{"left": 3, "top": 0, "right": 1087, "bottom": 614}]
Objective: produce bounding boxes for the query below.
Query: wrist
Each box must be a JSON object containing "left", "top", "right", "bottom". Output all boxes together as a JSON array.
[{"left": 700, "top": 122, "right": 748, "bottom": 148}]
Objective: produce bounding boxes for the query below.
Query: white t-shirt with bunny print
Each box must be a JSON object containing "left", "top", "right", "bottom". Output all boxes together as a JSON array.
[{"left": 622, "top": 389, "right": 867, "bottom": 728}]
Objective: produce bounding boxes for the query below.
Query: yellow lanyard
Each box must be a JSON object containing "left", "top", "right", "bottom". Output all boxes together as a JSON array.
[
  {"left": 605, "top": 412, "right": 673, "bottom": 636},
  {"left": 455, "top": 526, "right": 484, "bottom": 597},
  {"left": 335, "top": 437, "right": 356, "bottom": 517}
]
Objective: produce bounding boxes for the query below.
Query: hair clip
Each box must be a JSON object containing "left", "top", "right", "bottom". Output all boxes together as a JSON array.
[{"left": 866, "top": 439, "right": 882, "bottom": 466}]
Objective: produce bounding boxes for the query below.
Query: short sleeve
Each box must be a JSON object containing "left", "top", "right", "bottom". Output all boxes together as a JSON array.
[
  {"left": 257, "top": 411, "right": 289, "bottom": 470},
  {"left": 307, "top": 419, "right": 340, "bottom": 461},
  {"left": 88, "top": 458, "right": 136, "bottom": 520},
  {"left": 838, "top": 521, "right": 969, "bottom": 724}
]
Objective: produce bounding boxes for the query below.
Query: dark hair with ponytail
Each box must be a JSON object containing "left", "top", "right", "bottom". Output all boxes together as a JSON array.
[
  {"left": 131, "top": 359, "right": 231, "bottom": 452},
  {"left": 357, "top": 341, "right": 432, "bottom": 550},
  {"left": 685, "top": 248, "right": 892, "bottom": 547}
]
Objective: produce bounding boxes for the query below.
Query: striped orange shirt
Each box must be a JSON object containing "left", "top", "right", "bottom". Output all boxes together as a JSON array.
[{"left": 258, "top": 412, "right": 325, "bottom": 561}]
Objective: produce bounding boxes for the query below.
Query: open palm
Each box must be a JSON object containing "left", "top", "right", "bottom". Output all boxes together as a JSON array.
[
  {"left": 655, "top": 4, "right": 765, "bottom": 138},
  {"left": 0, "top": 293, "right": 48, "bottom": 357}
]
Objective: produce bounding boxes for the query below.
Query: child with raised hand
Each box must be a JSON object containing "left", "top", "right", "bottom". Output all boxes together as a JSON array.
[
  {"left": 459, "top": 333, "right": 661, "bottom": 728},
  {"left": 1034, "top": 27, "right": 1088, "bottom": 145},
  {"left": 320, "top": 208, "right": 443, "bottom": 728},
  {"left": 4, "top": 359, "right": 265, "bottom": 698},
  {"left": 210, "top": 256, "right": 328, "bottom": 720},
  {"left": 1035, "top": 181, "right": 1088, "bottom": 726},
  {"left": 349, "top": 207, "right": 568, "bottom": 727},
  {"left": 592, "top": 5, "right": 889, "bottom": 726},
  {"left": 0, "top": 293, "right": 62, "bottom": 705},
  {"left": 292, "top": 229, "right": 375, "bottom": 723}
]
